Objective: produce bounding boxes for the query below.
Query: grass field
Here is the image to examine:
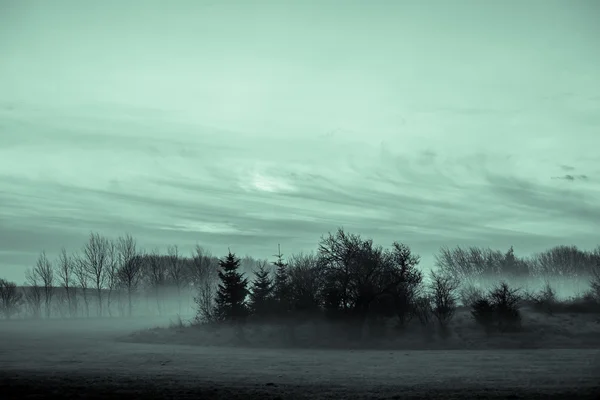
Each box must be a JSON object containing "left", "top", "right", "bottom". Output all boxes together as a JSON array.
[{"left": 1, "top": 312, "right": 599, "bottom": 399}]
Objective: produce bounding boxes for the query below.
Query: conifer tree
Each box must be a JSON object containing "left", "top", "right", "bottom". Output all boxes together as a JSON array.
[
  {"left": 214, "top": 250, "right": 249, "bottom": 323},
  {"left": 248, "top": 261, "right": 273, "bottom": 318},
  {"left": 271, "top": 244, "right": 290, "bottom": 315}
]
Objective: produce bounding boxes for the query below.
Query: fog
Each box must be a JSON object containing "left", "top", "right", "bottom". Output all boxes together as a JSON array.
[
  {"left": 2, "top": 248, "right": 600, "bottom": 397},
  {"left": 2, "top": 0, "right": 600, "bottom": 397},
  {"left": 1, "top": 315, "right": 599, "bottom": 399},
  {"left": 456, "top": 275, "right": 594, "bottom": 302}
]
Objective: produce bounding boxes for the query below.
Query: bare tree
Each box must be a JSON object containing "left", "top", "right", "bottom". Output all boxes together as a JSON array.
[
  {"left": 0, "top": 278, "right": 23, "bottom": 319},
  {"left": 73, "top": 254, "right": 91, "bottom": 317},
  {"left": 56, "top": 247, "right": 77, "bottom": 317},
  {"left": 194, "top": 282, "right": 217, "bottom": 323},
  {"left": 318, "top": 229, "right": 419, "bottom": 321},
  {"left": 145, "top": 249, "right": 167, "bottom": 316},
  {"left": 191, "top": 245, "right": 219, "bottom": 323},
  {"left": 167, "top": 245, "right": 186, "bottom": 314},
  {"left": 428, "top": 270, "right": 460, "bottom": 335},
  {"left": 82, "top": 232, "right": 110, "bottom": 317},
  {"left": 105, "top": 240, "right": 119, "bottom": 317},
  {"left": 33, "top": 251, "right": 54, "bottom": 318},
  {"left": 529, "top": 245, "right": 594, "bottom": 277},
  {"left": 116, "top": 234, "right": 143, "bottom": 317},
  {"left": 190, "top": 246, "right": 217, "bottom": 286},
  {"left": 287, "top": 252, "right": 323, "bottom": 315},
  {"left": 24, "top": 268, "right": 43, "bottom": 319},
  {"left": 434, "top": 246, "right": 503, "bottom": 282}
]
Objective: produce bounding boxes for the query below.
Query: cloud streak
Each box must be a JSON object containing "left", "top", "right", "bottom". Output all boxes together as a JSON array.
[
  {"left": 2, "top": 106, "right": 599, "bottom": 283},
  {"left": 1, "top": 0, "right": 600, "bottom": 282},
  {"left": 551, "top": 174, "right": 589, "bottom": 181}
]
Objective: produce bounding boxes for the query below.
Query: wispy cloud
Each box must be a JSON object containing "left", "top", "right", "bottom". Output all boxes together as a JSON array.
[
  {"left": 2, "top": 108, "right": 599, "bottom": 279},
  {"left": 551, "top": 174, "right": 589, "bottom": 181},
  {"left": 1, "top": 0, "right": 600, "bottom": 282}
]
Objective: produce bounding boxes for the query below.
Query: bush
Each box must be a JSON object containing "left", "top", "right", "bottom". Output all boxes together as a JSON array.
[
  {"left": 470, "top": 281, "right": 522, "bottom": 333},
  {"left": 562, "top": 293, "right": 600, "bottom": 314},
  {"left": 471, "top": 298, "right": 496, "bottom": 334},
  {"left": 458, "top": 284, "right": 485, "bottom": 308},
  {"left": 524, "top": 281, "right": 558, "bottom": 315},
  {"left": 489, "top": 281, "right": 522, "bottom": 332}
]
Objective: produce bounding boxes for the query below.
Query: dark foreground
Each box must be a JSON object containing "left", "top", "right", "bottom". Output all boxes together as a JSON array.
[
  {"left": 2, "top": 372, "right": 600, "bottom": 399},
  {"left": 2, "top": 371, "right": 600, "bottom": 399},
  {"left": 1, "top": 318, "right": 599, "bottom": 399}
]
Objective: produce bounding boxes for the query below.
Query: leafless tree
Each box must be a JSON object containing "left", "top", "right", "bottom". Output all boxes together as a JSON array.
[
  {"left": 287, "top": 252, "right": 323, "bottom": 314},
  {"left": 145, "top": 249, "right": 167, "bottom": 315},
  {"left": 82, "top": 232, "right": 110, "bottom": 316},
  {"left": 0, "top": 278, "right": 23, "bottom": 319},
  {"left": 189, "top": 245, "right": 217, "bottom": 285},
  {"left": 167, "top": 245, "right": 186, "bottom": 314},
  {"left": 73, "top": 254, "right": 91, "bottom": 317},
  {"left": 24, "top": 268, "right": 43, "bottom": 319},
  {"left": 191, "top": 245, "right": 219, "bottom": 323},
  {"left": 529, "top": 245, "right": 594, "bottom": 277},
  {"left": 428, "top": 270, "right": 460, "bottom": 335},
  {"left": 33, "top": 251, "right": 54, "bottom": 318},
  {"left": 434, "top": 246, "right": 503, "bottom": 282},
  {"left": 116, "top": 234, "right": 143, "bottom": 317},
  {"left": 56, "top": 247, "right": 77, "bottom": 317},
  {"left": 104, "top": 240, "right": 119, "bottom": 317},
  {"left": 194, "top": 282, "right": 217, "bottom": 323},
  {"left": 319, "top": 229, "right": 420, "bottom": 316}
]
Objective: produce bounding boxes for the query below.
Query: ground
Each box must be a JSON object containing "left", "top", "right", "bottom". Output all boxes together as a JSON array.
[{"left": 1, "top": 311, "right": 599, "bottom": 399}]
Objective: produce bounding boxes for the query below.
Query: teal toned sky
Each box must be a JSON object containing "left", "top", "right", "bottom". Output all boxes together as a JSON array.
[{"left": 1, "top": 0, "right": 599, "bottom": 283}]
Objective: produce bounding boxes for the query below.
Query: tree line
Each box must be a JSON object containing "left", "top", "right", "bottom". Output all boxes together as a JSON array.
[
  {"left": 1, "top": 228, "right": 599, "bottom": 332},
  {"left": 0, "top": 233, "right": 230, "bottom": 320}
]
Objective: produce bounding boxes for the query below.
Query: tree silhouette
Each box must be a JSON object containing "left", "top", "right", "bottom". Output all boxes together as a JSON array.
[
  {"left": 33, "top": 251, "right": 54, "bottom": 318},
  {"left": 82, "top": 232, "right": 110, "bottom": 317},
  {"left": 116, "top": 234, "right": 143, "bottom": 317},
  {"left": 24, "top": 268, "right": 43, "bottom": 319},
  {"left": 271, "top": 244, "right": 290, "bottom": 316},
  {"left": 0, "top": 279, "right": 23, "bottom": 319},
  {"left": 214, "top": 250, "right": 249, "bottom": 323},
  {"left": 56, "top": 247, "right": 77, "bottom": 317},
  {"left": 248, "top": 260, "right": 273, "bottom": 319}
]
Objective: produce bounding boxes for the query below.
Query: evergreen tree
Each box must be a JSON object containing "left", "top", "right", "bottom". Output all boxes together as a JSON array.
[
  {"left": 248, "top": 261, "right": 273, "bottom": 318},
  {"left": 271, "top": 244, "right": 290, "bottom": 315},
  {"left": 214, "top": 250, "right": 249, "bottom": 323},
  {"left": 502, "top": 246, "right": 516, "bottom": 275}
]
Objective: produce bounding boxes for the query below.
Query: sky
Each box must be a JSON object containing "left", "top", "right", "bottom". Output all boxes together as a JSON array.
[{"left": 1, "top": 0, "right": 599, "bottom": 283}]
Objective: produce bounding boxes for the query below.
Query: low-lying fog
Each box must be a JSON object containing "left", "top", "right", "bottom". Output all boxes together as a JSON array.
[{"left": 1, "top": 314, "right": 599, "bottom": 396}]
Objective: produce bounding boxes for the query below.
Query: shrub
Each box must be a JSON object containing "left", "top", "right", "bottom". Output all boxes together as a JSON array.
[
  {"left": 525, "top": 281, "right": 558, "bottom": 315},
  {"left": 459, "top": 284, "right": 485, "bottom": 308},
  {"left": 471, "top": 297, "right": 496, "bottom": 334},
  {"left": 470, "top": 281, "right": 522, "bottom": 333},
  {"left": 488, "top": 281, "right": 522, "bottom": 332},
  {"left": 562, "top": 293, "right": 600, "bottom": 314}
]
